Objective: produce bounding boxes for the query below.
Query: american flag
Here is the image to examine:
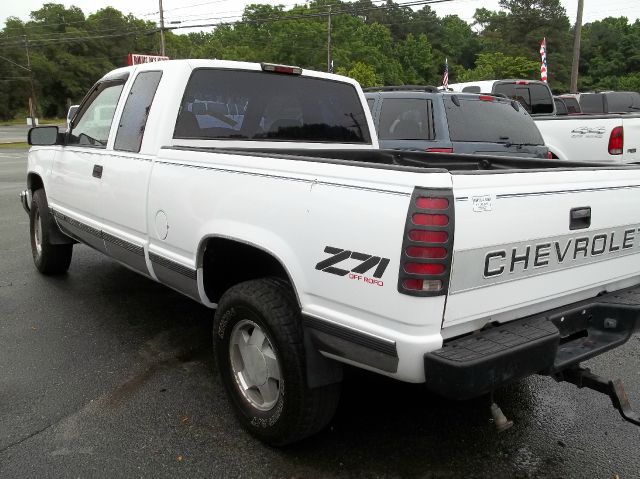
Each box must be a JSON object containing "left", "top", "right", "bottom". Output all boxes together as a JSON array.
[
  {"left": 442, "top": 58, "right": 449, "bottom": 89},
  {"left": 540, "top": 38, "right": 548, "bottom": 83}
]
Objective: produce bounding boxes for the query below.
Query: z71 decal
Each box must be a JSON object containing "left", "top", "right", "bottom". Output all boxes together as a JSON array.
[{"left": 315, "top": 246, "right": 390, "bottom": 287}]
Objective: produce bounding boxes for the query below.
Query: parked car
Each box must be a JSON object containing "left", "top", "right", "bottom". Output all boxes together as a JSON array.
[
  {"left": 448, "top": 79, "right": 640, "bottom": 163},
  {"left": 365, "top": 86, "right": 550, "bottom": 159},
  {"left": 447, "top": 79, "right": 555, "bottom": 114}
]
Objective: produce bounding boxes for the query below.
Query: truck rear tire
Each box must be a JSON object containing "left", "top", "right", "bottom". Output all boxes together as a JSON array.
[
  {"left": 30, "top": 189, "right": 72, "bottom": 275},
  {"left": 213, "top": 278, "right": 341, "bottom": 446}
]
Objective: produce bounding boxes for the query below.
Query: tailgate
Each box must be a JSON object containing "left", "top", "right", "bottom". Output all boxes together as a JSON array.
[
  {"left": 622, "top": 117, "right": 640, "bottom": 163},
  {"left": 444, "top": 168, "right": 640, "bottom": 329}
]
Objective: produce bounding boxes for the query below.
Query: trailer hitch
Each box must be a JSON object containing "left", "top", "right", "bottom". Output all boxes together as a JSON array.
[{"left": 555, "top": 366, "right": 640, "bottom": 427}]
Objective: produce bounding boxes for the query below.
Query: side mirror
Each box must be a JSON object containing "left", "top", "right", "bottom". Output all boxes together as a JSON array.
[
  {"left": 28, "top": 126, "right": 60, "bottom": 146},
  {"left": 67, "top": 104, "right": 79, "bottom": 130}
]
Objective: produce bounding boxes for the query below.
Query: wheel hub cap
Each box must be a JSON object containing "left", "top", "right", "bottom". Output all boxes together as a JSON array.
[
  {"left": 34, "top": 210, "right": 42, "bottom": 255},
  {"left": 229, "top": 319, "right": 281, "bottom": 411}
]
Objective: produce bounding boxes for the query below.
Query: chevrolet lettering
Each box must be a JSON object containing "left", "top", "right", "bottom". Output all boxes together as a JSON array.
[{"left": 484, "top": 225, "right": 640, "bottom": 279}]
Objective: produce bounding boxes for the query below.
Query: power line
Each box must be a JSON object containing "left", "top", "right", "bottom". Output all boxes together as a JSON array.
[
  {"left": 0, "top": 0, "right": 451, "bottom": 47},
  {"left": 166, "top": 0, "right": 453, "bottom": 30}
]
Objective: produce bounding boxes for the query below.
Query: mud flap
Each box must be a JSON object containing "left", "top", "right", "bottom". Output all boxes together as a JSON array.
[{"left": 303, "top": 328, "right": 343, "bottom": 389}]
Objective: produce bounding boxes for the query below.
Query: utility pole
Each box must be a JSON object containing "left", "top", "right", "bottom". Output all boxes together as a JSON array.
[
  {"left": 159, "top": 0, "right": 166, "bottom": 56},
  {"left": 570, "top": 0, "right": 584, "bottom": 93},
  {"left": 23, "top": 35, "right": 38, "bottom": 126},
  {"left": 327, "top": 6, "right": 332, "bottom": 73}
]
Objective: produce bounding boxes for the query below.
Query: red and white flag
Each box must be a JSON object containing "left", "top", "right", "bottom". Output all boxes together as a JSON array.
[
  {"left": 442, "top": 58, "right": 449, "bottom": 89},
  {"left": 540, "top": 38, "right": 548, "bottom": 83}
]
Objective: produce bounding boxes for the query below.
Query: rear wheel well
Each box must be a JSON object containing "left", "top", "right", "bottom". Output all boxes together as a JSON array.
[{"left": 201, "top": 237, "right": 294, "bottom": 305}]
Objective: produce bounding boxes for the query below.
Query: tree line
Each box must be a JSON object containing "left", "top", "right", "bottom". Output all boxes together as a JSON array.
[{"left": 1, "top": 0, "right": 639, "bottom": 120}]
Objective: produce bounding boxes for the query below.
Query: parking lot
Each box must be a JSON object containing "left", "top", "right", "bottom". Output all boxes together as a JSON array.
[
  {"left": 0, "top": 125, "right": 29, "bottom": 144},
  {"left": 1, "top": 146, "right": 640, "bottom": 478}
]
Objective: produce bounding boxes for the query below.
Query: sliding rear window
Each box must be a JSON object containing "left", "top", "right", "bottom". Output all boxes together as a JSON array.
[
  {"left": 493, "top": 82, "right": 553, "bottom": 115},
  {"left": 444, "top": 96, "right": 544, "bottom": 145},
  {"left": 174, "top": 69, "right": 371, "bottom": 144}
]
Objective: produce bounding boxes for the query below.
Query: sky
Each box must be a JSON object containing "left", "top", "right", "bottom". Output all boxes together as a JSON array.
[{"left": 2, "top": 0, "right": 640, "bottom": 32}]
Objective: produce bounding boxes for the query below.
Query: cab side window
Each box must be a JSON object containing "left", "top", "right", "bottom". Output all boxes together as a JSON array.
[
  {"left": 68, "top": 80, "right": 125, "bottom": 148},
  {"left": 114, "top": 71, "right": 163, "bottom": 152}
]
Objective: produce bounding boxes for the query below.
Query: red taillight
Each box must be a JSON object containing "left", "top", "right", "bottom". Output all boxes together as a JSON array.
[
  {"left": 479, "top": 95, "right": 494, "bottom": 101},
  {"left": 402, "top": 278, "right": 443, "bottom": 292},
  {"left": 408, "top": 230, "right": 448, "bottom": 243},
  {"left": 406, "top": 246, "right": 447, "bottom": 259},
  {"left": 516, "top": 80, "right": 529, "bottom": 85},
  {"left": 404, "top": 263, "right": 445, "bottom": 275},
  {"left": 547, "top": 151, "right": 553, "bottom": 159},
  {"left": 608, "top": 126, "right": 624, "bottom": 155},
  {"left": 426, "top": 147, "right": 454, "bottom": 153},
  {"left": 413, "top": 213, "right": 448, "bottom": 226},
  {"left": 399, "top": 188, "right": 453, "bottom": 296},
  {"left": 416, "top": 197, "right": 449, "bottom": 209}
]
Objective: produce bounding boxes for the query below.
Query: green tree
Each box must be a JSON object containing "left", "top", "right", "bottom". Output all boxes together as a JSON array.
[
  {"left": 336, "top": 61, "right": 381, "bottom": 87},
  {"left": 458, "top": 52, "right": 540, "bottom": 81}
]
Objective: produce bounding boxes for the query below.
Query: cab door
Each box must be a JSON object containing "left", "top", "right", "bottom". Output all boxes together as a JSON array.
[
  {"left": 48, "top": 77, "right": 127, "bottom": 252},
  {"left": 99, "top": 70, "right": 163, "bottom": 275}
]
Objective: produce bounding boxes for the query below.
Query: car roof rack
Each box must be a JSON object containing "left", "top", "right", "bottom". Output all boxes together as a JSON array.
[{"left": 363, "top": 85, "right": 439, "bottom": 93}]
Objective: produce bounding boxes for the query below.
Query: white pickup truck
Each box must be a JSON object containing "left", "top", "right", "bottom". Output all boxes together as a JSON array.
[
  {"left": 448, "top": 79, "right": 640, "bottom": 163},
  {"left": 22, "top": 60, "right": 640, "bottom": 445}
]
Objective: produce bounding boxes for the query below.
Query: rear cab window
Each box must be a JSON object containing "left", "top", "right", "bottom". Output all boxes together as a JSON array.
[
  {"left": 115, "top": 71, "right": 163, "bottom": 152},
  {"left": 562, "top": 97, "right": 581, "bottom": 114},
  {"left": 444, "top": 95, "right": 545, "bottom": 145},
  {"left": 606, "top": 92, "right": 640, "bottom": 113},
  {"left": 554, "top": 98, "right": 568, "bottom": 115},
  {"left": 174, "top": 69, "right": 371, "bottom": 144},
  {"left": 377, "top": 98, "right": 434, "bottom": 140},
  {"left": 493, "top": 81, "right": 554, "bottom": 115},
  {"left": 580, "top": 94, "right": 604, "bottom": 114}
]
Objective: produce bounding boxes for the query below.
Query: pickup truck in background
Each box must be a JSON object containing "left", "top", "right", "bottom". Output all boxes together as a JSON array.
[
  {"left": 22, "top": 60, "right": 640, "bottom": 445},
  {"left": 448, "top": 79, "right": 640, "bottom": 163},
  {"left": 365, "top": 86, "right": 550, "bottom": 158}
]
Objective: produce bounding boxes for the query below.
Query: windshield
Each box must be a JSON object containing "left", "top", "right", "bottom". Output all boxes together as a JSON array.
[{"left": 444, "top": 96, "right": 545, "bottom": 145}]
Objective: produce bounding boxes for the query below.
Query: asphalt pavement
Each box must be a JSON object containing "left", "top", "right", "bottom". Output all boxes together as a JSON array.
[
  {"left": 0, "top": 125, "right": 30, "bottom": 143},
  {"left": 2, "top": 146, "right": 640, "bottom": 478}
]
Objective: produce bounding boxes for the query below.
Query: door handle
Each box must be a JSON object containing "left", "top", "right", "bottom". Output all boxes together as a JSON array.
[
  {"left": 92, "top": 164, "right": 103, "bottom": 179},
  {"left": 570, "top": 207, "right": 591, "bottom": 230}
]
